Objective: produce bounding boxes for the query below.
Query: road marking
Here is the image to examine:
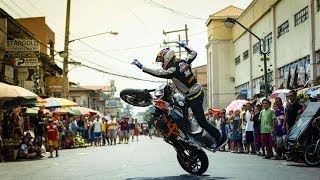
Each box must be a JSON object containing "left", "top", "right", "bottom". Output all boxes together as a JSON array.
[
  {"left": 78, "top": 153, "right": 89, "bottom": 156},
  {"left": 53, "top": 163, "right": 59, "bottom": 165}
]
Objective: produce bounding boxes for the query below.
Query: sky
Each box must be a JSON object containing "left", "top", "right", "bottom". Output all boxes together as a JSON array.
[{"left": 2, "top": 0, "right": 252, "bottom": 112}]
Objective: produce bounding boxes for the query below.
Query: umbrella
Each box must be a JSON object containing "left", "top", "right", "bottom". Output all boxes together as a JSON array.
[
  {"left": 2, "top": 96, "right": 47, "bottom": 109},
  {"left": 205, "top": 108, "right": 221, "bottom": 116},
  {"left": 270, "top": 89, "right": 290, "bottom": 101},
  {"left": 225, "top": 99, "right": 248, "bottom": 113},
  {"left": 44, "top": 98, "right": 78, "bottom": 108},
  {"left": 0, "top": 82, "right": 37, "bottom": 99},
  {"left": 69, "top": 106, "right": 97, "bottom": 116}
]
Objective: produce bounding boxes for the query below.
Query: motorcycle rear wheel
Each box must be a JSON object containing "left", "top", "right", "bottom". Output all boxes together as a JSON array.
[
  {"left": 176, "top": 146, "right": 209, "bottom": 175},
  {"left": 304, "top": 143, "right": 320, "bottom": 167}
]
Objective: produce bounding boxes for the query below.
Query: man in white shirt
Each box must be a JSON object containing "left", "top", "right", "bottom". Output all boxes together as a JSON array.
[{"left": 93, "top": 116, "right": 102, "bottom": 146}]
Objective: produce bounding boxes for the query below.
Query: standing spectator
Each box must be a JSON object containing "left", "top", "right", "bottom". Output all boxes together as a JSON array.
[
  {"left": 259, "top": 99, "right": 276, "bottom": 159},
  {"left": 148, "top": 119, "right": 155, "bottom": 139},
  {"left": 129, "top": 119, "right": 135, "bottom": 142},
  {"left": 226, "top": 110, "right": 234, "bottom": 151},
  {"left": 108, "top": 116, "right": 117, "bottom": 145},
  {"left": 207, "top": 113, "right": 215, "bottom": 127},
  {"left": 231, "top": 110, "right": 242, "bottom": 153},
  {"left": 219, "top": 110, "right": 227, "bottom": 151},
  {"left": 120, "top": 117, "right": 130, "bottom": 144},
  {"left": 101, "top": 117, "right": 107, "bottom": 146},
  {"left": 46, "top": 119, "right": 59, "bottom": 158},
  {"left": 88, "top": 117, "right": 95, "bottom": 146},
  {"left": 56, "top": 116, "right": 65, "bottom": 149},
  {"left": 77, "top": 116, "right": 85, "bottom": 138},
  {"left": 239, "top": 105, "right": 247, "bottom": 152},
  {"left": 93, "top": 116, "right": 102, "bottom": 146},
  {"left": 134, "top": 119, "right": 140, "bottom": 141},
  {"left": 35, "top": 107, "right": 45, "bottom": 148},
  {"left": 274, "top": 97, "right": 287, "bottom": 160},
  {"left": 285, "top": 90, "right": 304, "bottom": 131},
  {"left": 69, "top": 117, "right": 78, "bottom": 136},
  {"left": 253, "top": 104, "right": 263, "bottom": 155},
  {"left": 245, "top": 102, "right": 255, "bottom": 154}
]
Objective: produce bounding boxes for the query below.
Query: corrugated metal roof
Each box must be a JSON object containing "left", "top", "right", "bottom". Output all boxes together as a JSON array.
[{"left": 212, "top": 5, "right": 244, "bottom": 17}]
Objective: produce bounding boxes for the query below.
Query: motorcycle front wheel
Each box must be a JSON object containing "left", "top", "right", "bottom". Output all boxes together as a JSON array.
[
  {"left": 176, "top": 145, "right": 209, "bottom": 175},
  {"left": 304, "top": 143, "right": 320, "bottom": 167}
]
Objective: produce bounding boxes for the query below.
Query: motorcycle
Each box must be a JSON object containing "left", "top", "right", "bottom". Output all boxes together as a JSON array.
[{"left": 120, "top": 84, "right": 218, "bottom": 175}]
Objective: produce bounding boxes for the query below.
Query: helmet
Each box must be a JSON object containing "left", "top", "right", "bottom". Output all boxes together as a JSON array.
[{"left": 156, "top": 48, "right": 175, "bottom": 70}]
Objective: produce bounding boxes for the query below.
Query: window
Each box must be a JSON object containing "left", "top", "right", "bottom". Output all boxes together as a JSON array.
[
  {"left": 243, "top": 50, "right": 249, "bottom": 60},
  {"left": 278, "top": 20, "right": 289, "bottom": 37},
  {"left": 318, "top": 0, "right": 320, "bottom": 12},
  {"left": 235, "top": 55, "right": 240, "bottom": 65},
  {"left": 294, "top": 6, "right": 309, "bottom": 26},
  {"left": 253, "top": 42, "right": 260, "bottom": 54},
  {"left": 265, "top": 33, "right": 272, "bottom": 45}
]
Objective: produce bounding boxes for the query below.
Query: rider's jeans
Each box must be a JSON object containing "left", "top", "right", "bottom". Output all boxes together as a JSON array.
[{"left": 186, "top": 90, "right": 222, "bottom": 141}]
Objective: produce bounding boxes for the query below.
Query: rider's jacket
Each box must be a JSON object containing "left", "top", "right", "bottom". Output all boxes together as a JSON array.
[{"left": 142, "top": 46, "right": 201, "bottom": 98}]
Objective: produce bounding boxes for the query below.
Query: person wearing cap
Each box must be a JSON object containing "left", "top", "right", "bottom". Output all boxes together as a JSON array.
[{"left": 46, "top": 118, "right": 59, "bottom": 158}]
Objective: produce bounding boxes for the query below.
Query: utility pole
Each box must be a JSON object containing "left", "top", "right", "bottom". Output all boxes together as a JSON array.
[
  {"left": 162, "top": 24, "right": 189, "bottom": 58},
  {"left": 62, "top": 0, "right": 71, "bottom": 98}
]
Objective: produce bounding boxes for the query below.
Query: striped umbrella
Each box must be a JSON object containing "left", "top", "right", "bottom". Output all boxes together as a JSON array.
[
  {"left": 44, "top": 98, "right": 78, "bottom": 108},
  {"left": 2, "top": 96, "right": 47, "bottom": 109}
]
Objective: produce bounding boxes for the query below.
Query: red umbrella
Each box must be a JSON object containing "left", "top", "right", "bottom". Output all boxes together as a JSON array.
[{"left": 208, "top": 108, "right": 221, "bottom": 115}]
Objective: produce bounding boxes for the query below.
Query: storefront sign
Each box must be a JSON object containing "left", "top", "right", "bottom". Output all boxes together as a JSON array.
[
  {"left": 6, "top": 39, "right": 40, "bottom": 52},
  {"left": 5, "top": 51, "right": 37, "bottom": 58},
  {"left": 15, "top": 58, "right": 38, "bottom": 67},
  {"left": 105, "top": 100, "right": 119, "bottom": 108},
  {"left": 4, "top": 65, "right": 14, "bottom": 84},
  {"left": 45, "top": 76, "right": 63, "bottom": 94}
]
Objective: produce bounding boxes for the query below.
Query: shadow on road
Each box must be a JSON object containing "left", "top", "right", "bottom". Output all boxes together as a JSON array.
[{"left": 126, "top": 174, "right": 232, "bottom": 180}]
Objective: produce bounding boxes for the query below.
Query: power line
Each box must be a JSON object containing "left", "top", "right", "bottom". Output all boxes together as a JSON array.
[
  {"left": 0, "top": 28, "right": 162, "bottom": 83},
  {"left": 8, "top": 0, "right": 33, "bottom": 17},
  {"left": 77, "top": 39, "right": 129, "bottom": 64},
  {"left": 144, "top": 0, "right": 206, "bottom": 21},
  {"left": 0, "top": 0, "right": 23, "bottom": 18},
  {"left": 54, "top": 57, "right": 164, "bottom": 83},
  {"left": 70, "top": 25, "right": 224, "bottom": 53}
]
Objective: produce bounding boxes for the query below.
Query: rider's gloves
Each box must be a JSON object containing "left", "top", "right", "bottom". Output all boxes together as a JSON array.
[
  {"left": 177, "top": 41, "right": 186, "bottom": 48},
  {"left": 132, "top": 59, "right": 143, "bottom": 69}
]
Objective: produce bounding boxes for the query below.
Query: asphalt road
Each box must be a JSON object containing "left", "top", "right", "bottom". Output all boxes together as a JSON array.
[{"left": 0, "top": 136, "right": 319, "bottom": 180}]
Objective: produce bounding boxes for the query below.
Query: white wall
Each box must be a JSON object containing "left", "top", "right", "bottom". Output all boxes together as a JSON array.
[
  {"left": 251, "top": 11, "right": 273, "bottom": 79},
  {"left": 276, "top": 0, "right": 310, "bottom": 68},
  {"left": 233, "top": 32, "right": 250, "bottom": 86}
]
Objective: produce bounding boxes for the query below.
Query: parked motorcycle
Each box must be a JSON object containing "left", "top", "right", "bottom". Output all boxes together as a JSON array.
[{"left": 120, "top": 84, "right": 217, "bottom": 175}]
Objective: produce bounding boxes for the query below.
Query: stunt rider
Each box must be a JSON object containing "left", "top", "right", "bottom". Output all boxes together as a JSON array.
[{"left": 132, "top": 42, "right": 227, "bottom": 151}]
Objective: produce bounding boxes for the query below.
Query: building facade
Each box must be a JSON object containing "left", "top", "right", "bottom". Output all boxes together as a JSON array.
[
  {"left": 0, "top": 9, "right": 62, "bottom": 96},
  {"left": 206, "top": 0, "right": 320, "bottom": 108},
  {"left": 192, "top": 65, "right": 209, "bottom": 110}
]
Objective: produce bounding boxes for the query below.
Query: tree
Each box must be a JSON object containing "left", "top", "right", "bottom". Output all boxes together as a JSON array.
[
  {"left": 143, "top": 106, "right": 154, "bottom": 122},
  {"left": 122, "top": 104, "right": 133, "bottom": 118}
]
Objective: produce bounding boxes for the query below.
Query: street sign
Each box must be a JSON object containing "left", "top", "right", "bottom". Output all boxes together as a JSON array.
[
  {"left": 6, "top": 39, "right": 40, "bottom": 52},
  {"left": 105, "top": 100, "right": 119, "bottom": 108},
  {"left": 15, "top": 58, "right": 38, "bottom": 67},
  {"left": 45, "top": 76, "right": 63, "bottom": 94}
]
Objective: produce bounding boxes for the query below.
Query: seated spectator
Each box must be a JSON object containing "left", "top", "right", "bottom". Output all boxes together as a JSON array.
[
  {"left": 32, "top": 137, "right": 43, "bottom": 158},
  {"left": 64, "top": 132, "right": 74, "bottom": 149},
  {"left": 19, "top": 136, "right": 36, "bottom": 159}
]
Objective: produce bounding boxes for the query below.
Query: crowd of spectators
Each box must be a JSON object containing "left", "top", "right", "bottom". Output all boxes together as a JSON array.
[{"left": 205, "top": 90, "right": 305, "bottom": 160}]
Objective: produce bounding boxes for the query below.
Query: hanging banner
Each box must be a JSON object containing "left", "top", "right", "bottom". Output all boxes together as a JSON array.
[{"left": 45, "top": 76, "right": 63, "bottom": 94}]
